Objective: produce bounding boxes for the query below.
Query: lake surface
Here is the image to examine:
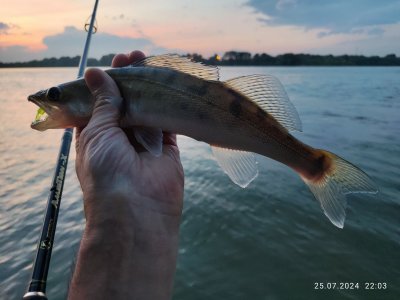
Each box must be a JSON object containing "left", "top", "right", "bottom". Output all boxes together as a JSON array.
[{"left": 0, "top": 66, "right": 399, "bottom": 299}]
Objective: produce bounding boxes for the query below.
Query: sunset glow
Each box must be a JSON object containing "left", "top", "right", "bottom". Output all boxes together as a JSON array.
[{"left": 1, "top": 0, "right": 399, "bottom": 62}]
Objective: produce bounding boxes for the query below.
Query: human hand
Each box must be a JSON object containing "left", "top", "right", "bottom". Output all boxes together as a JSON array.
[
  {"left": 75, "top": 50, "right": 184, "bottom": 229},
  {"left": 70, "top": 51, "right": 184, "bottom": 300}
]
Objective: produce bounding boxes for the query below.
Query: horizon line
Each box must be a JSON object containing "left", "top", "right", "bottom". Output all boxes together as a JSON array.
[{"left": 1, "top": 51, "right": 399, "bottom": 65}]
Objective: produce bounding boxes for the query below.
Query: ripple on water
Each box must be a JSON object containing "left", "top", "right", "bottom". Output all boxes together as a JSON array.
[{"left": 1, "top": 67, "right": 399, "bottom": 300}]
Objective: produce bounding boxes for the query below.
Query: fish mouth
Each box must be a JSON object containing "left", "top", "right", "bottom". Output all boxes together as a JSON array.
[{"left": 28, "top": 93, "right": 52, "bottom": 131}]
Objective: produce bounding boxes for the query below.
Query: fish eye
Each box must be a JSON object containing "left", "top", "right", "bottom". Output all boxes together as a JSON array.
[{"left": 46, "top": 87, "right": 61, "bottom": 101}]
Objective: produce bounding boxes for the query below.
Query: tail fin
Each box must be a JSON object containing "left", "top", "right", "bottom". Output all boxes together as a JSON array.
[{"left": 301, "top": 151, "right": 378, "bottom": 228}]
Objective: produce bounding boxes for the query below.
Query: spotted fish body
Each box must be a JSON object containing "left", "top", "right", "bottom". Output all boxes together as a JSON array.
[{"left": 28, "top": 55, "right": 378, "bottom": 228}]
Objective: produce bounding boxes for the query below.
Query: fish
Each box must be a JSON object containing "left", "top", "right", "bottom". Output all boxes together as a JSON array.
[{"left": 28, "top": 54, "right": 378, "bottom": 228}]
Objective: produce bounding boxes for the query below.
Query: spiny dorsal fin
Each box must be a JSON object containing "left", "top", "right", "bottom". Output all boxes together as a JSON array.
[
  {"left": 211, "top": 146, "right": 258, "bottom": 188},
  {"left": 225, "top": 75, "right": 302, "bottom": 132},
  {"left": 132, "top": 54, "right": 219, "bottom": 81}
]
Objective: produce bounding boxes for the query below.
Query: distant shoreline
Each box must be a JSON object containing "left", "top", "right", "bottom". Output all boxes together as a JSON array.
[{"left": 1, "top": 52, "right": 399, "bottom": 68}]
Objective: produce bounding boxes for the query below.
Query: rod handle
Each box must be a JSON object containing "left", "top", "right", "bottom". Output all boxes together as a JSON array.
[{"left": 22, "top": 292, "right": 48, "bottom": 300}]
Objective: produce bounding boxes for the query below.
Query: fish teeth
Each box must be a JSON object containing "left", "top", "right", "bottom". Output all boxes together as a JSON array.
[{"left": 32, "top": 108, "right": 48, "bottom": 125}]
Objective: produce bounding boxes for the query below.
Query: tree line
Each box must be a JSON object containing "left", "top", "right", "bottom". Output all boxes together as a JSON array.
[
  {"left": 192, "top": 51, "right": 400, "bottom": 66},
  {"left": 1, "top": 52, "right": 399, "bottom": 67},
  {"left": 0, "top": 54, "right": 116, "bottom": 68}
]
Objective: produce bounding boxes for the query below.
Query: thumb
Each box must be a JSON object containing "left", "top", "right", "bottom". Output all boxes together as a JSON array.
[{"left": 85, "top": 68, "right": 123, "bottom": 130}]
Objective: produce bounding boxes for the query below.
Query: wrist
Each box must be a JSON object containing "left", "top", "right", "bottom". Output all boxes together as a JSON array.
[
  {"left": 71, "top": 230, "right": 179, "bottom": 300},
  {"left": 70, "top": 193, "right": 182, "bottom": 299},
  {"left": 82, "top": 192, "right": 182, "bottom": 248}
]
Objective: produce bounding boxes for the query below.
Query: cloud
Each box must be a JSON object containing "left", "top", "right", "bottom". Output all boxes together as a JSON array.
[
  {"left": 112, "top": 14, "right": 125, "bottom": 21},
  {"left": 0, "top": 45, "right": 34, "bottom": 62},
  {"left": 306, "top": 23, "right": 400, "bottom": 56},
  {"left": 317, "top": 27, "right": 385, "bottom": 39},
  {"left": 245, "top": 0, "right": 400, "bottom": 34},
  {"left": 367, "top": 27, "right": 385, "bottom": 36},
  {"left": 310, "top": 34, "right": 400, "bottom": 57},
  {"left": 0, "top": 26, "right": 174, "bottom": 62},
  {"left": 0, "top": 22, "right": 9, "bottom": 30},
  {"left": 0, "top": 22, "right": 10, "bottom": 34},
  {"left": 42, "top": 26, "right": 171, "bottom": 58}
]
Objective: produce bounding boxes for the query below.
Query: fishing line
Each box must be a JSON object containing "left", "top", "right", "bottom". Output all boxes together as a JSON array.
[{"left": 22, "top": 1, "right": 100, "bottom": 299}]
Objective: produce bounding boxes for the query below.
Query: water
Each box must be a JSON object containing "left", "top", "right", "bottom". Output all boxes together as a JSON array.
[{"left": 0, "top": 67, "right": 399, "bottom": 299}]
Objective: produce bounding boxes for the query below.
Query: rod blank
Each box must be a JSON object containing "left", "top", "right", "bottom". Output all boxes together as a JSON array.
[{"left": 23, "top": 1, "right": 100, "bottom": 299}]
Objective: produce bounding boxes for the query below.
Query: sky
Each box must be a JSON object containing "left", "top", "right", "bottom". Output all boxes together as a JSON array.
[{"left": 0, "top": 0, "right": 399, "bottom": 62}]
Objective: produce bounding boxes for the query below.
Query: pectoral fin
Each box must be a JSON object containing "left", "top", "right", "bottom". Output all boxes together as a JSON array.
[
  {"left": 211, "top": 146, "right": 258, "bottom": 188},
  {"left": 134, "top": 126, "right": 163, "bottom": 157}
]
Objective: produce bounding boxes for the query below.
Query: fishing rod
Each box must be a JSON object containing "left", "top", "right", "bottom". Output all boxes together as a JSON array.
[{"left": 23, "top": 0, "right": 100, "bottom": 299}]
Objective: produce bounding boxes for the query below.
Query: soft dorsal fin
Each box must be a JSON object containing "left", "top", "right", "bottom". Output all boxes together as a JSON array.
[
  {"left": 132, "top": 54, "right": 219, "bottom": 81},
  {"left": 225, "top": 75, "right": 302, "bottom": 131},
  {"left": 211, "top": 146, "right": 258, "bottom": 188}
]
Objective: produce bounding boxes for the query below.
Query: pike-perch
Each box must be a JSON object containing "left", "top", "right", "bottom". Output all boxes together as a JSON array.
[{"left": 28, "top": 54, "right": 378, "bottom": 228}]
